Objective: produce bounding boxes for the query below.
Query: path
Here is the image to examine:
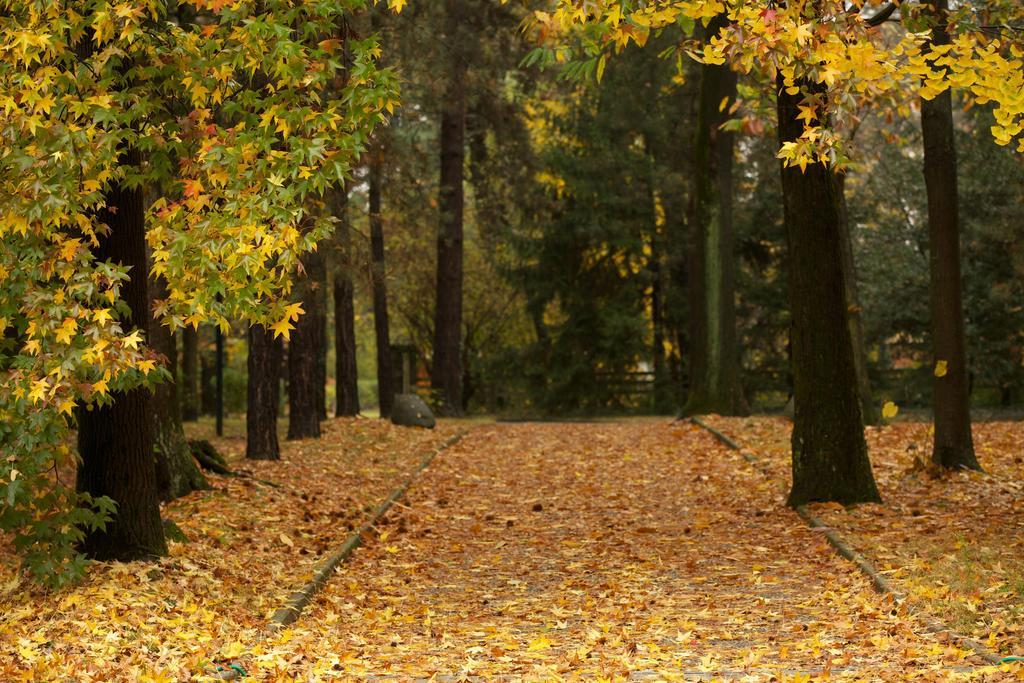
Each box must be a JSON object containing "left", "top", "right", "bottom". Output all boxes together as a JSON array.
[{"left": 266, "top": 421, "right": 995, "bottom": 681}]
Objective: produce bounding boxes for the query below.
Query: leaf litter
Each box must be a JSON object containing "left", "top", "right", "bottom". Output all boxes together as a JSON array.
[
  {"left": 0, "top": 417, "right": 461, "bottom": 681},
  {"left": 246, "top": 420, "right": 1019, "bottom": 681},
  {"left": 702, "top": 414, "right": 1024, "bottom": 671},
  {"left": 1, "top": 417, "right": 1021, "bottom": 681}
]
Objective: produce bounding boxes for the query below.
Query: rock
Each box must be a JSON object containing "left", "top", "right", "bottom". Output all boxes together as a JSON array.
[
  {"left": 390, "top": 393, "right": 436, "bottom": 429},
  {"left": 162, "top": 519, "right": 189, "bottom": 543}
]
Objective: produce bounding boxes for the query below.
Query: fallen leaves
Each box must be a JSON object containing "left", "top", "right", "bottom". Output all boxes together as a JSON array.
[
  {"left": 703, "top": 413, "right": 1024, "bottom": 664},
  {"left": 2, "top": 416, "right": 1020, "bottom": 680},
  {"left": 242, "top": 420, "right": 1015, "bottom": 679},
  {"left": 0, "top": 416, "right": 460, "bottom": 681}
]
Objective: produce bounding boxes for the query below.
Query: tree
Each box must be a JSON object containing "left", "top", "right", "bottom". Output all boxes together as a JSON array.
[
  {"left": 837, "top": 174, "right": 879, "bottom": 425},
  {"left": 920, "top": 0, "right": 980, "bottom": 471},
  {"left": 149, "top": 275, "right": 208, "bottom": 500},
  {"left": 75, "top": 150, "right": 167, "bottom": 560},
  {"left": 432, "top": 0, "right": 469, "bottom": 416},
  {"left": 287, "top": 248, "right": 327, "bottom": 440},
  {"left": 333, "top": 189, "right": 361, "bottom": 417},
  {"left": 368, "top": 144, "right": 395, "bottom": 418},
  {"left": 180, "top": 326, "right": 200, "bottom": 422},
  {"left": 247, "top": 325, "right": 283, "bottom": 461},
  {"left": 0, "top": 0, "right": 396, "bottom": 581},
  {"left": 683, "top": 15, "right": 748, "bottom": 417},
  {"left": 777, "top": 80, "right": 881, "bottom": 506}
]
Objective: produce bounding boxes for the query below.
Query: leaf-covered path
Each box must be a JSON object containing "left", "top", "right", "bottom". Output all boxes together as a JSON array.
[{"left": 267, "top": 420, "right": 1000, "bottom": 680}]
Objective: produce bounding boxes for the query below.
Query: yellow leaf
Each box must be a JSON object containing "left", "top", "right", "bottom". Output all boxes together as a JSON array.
[
  {"left": 279, "top": 533, "right": 294, "bottom": 548},
  {"left": 527, "top": 635, "right": 553, "bottom": 651},
  {"left": 269, "top": 318, "right": 293, "bottom": 340},
  {"left": 934, "top": 360, "right": 948, "bottom": 377},
  {"left": 222, "top": 641, "right": 245, "bottom": 658},
  {"left": 93, "top": 308, "right": 113, "bottom": 326},
  {"left": 882, "top": 401, "right": 899, "bottom": 419},
  {"left": 55, "top": 318, "right": 78, "bottom": 345},
  {"left": 29, "top": 379, "right": 47, "bottom": 404},
  {"left": 123, "top": 330, "right": 142, "bottom": 350}
]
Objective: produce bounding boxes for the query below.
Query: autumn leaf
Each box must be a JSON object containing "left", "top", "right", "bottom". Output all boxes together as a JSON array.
[{"left": 527, "top": 635, "right": 553, "bottom": 651}]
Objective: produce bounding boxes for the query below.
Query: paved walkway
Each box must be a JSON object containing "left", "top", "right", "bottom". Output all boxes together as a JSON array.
[{"left": 276, "top": 421, "right": 992, "bottom": 681}]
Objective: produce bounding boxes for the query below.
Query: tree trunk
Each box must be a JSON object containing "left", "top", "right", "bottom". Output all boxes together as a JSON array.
[
  {"left": 684, "top": 20, "right": 748, "bottom": 417},
  {"left": 651, "top": 247, "right": 667, "bottom": 411},
  {"left": 76, "top": 149, "right": 167, "bottom": 560},
  {"left": 247, "top": 325, "right": 282, "bottom": 460},
  {"left": 837, "top": 174, "right": 879, "bottom": 425},
  {"left": 180, "top": 326, "right": 200, "bottom": 422},
  {"left": 317, "top": 299, "right": 328, "bottom": 421},
  {"left": 332, "top": 189, "right": 361, "bottom": 417},
  {"left": 663, "top": 183, "right": 689, "bottom": 400},
  {"left": 921, "top": 0, "right": 980, "bottom": 471},
  {"left": 287, "top": 249, "right": 326, "bottom": 440},
  {"left": 149, "top": 275, "right": 208, "bottom": 501},
  {"left": 432, "top": 0, "right": 467, "bottom": 416},
  {"left": 200, "top": 349, "right": 216, "bottom": 416},
  {"left": 777, "top": 78, "right": 881, "bottom": 506},
  {"left": 215, "top": 325, "right": 224, "bottom": 436},
  {"left": 369, "top": 145, "right": 395, "bottom": 418}
]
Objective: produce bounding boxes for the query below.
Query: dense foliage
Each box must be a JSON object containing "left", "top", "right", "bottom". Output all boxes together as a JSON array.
[{"left": 0, "top": 0, "right": 395, "bottom": 584}]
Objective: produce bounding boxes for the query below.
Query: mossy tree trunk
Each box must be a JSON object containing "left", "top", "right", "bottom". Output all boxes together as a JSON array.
[
  {"left": 921, "top": 0, "right": 980, "bottom": 471},
  {"left": 837, "top": 174, "right": 879, "bottom": 425},
  {"left": 683, "top": 15, "right": 748, "bottom": 417},
  {"left": 368, "top": 143, "right": 395, "bottom": 418},
  {"left": 777, "top": 78, "right": 881, "bottom": 507},
  {"left": 149, "top": 275, "right": 208, "bottom": 500},
  {"left": 333, "top": 188, "right": 361, "bottom": 417}
]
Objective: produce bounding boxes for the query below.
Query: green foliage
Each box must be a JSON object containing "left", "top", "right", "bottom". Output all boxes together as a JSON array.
[
  {"left": 847, "top": 102, "right": 1024, "bottom": 406},
  {"left": 506, "top": 42, "right": 686, "bottom": 414}
]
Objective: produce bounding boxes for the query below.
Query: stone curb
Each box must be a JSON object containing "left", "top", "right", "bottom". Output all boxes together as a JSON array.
[
  {"left": 689, "top": 416, "right": 1003, "bottom": 667},
  {"left": 215, "top": 429, "right": 468, "bottom": 679}
]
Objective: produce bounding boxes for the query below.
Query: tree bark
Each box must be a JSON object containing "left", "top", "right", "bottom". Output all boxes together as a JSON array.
[
  {"left": 333, "top": 189, "right": 360, "bottom": 417},
  {"left": 369, "top": 145, "right": 395, "bottom": 418},
  {"left": 837, "top": 174, "right": 879, "bottom": 425},
  {"left": 200, "top": 349, "right": 216, "bottom": 416},
  {"left": 432, "top": 0, "right": 467, "bottom": 416},
  {"left": 921, "top": 0, "right": 980, "bottom": 471},
  {"left": 777, "top": 78, "right": 881, "bottom": 506},
  {"left": 287, "top": 249, "right": 326, "bottom": 440},
  {"left": 76, "top": 148, "right": 167, "bottom": 560},
  {"left": 247, "top": 325, "right": 282, "bottom": 460},
  {"left": 215, "top": 325, "right": 224, "bottom": 436},
  {"left": 684, "top": 18, "right": 748, "bottom": 417},
  {"left": 180, "top": 326, "right": 199, "bottom": 422},
  {"left": 149, "top": 275, "right": 208, "bottom": 501},
  {"left": 316, "top": 298, "right": 328, "bottom": 421},
  {"left": 651, "top": 246, "right": 667, "bottom": 410}
]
